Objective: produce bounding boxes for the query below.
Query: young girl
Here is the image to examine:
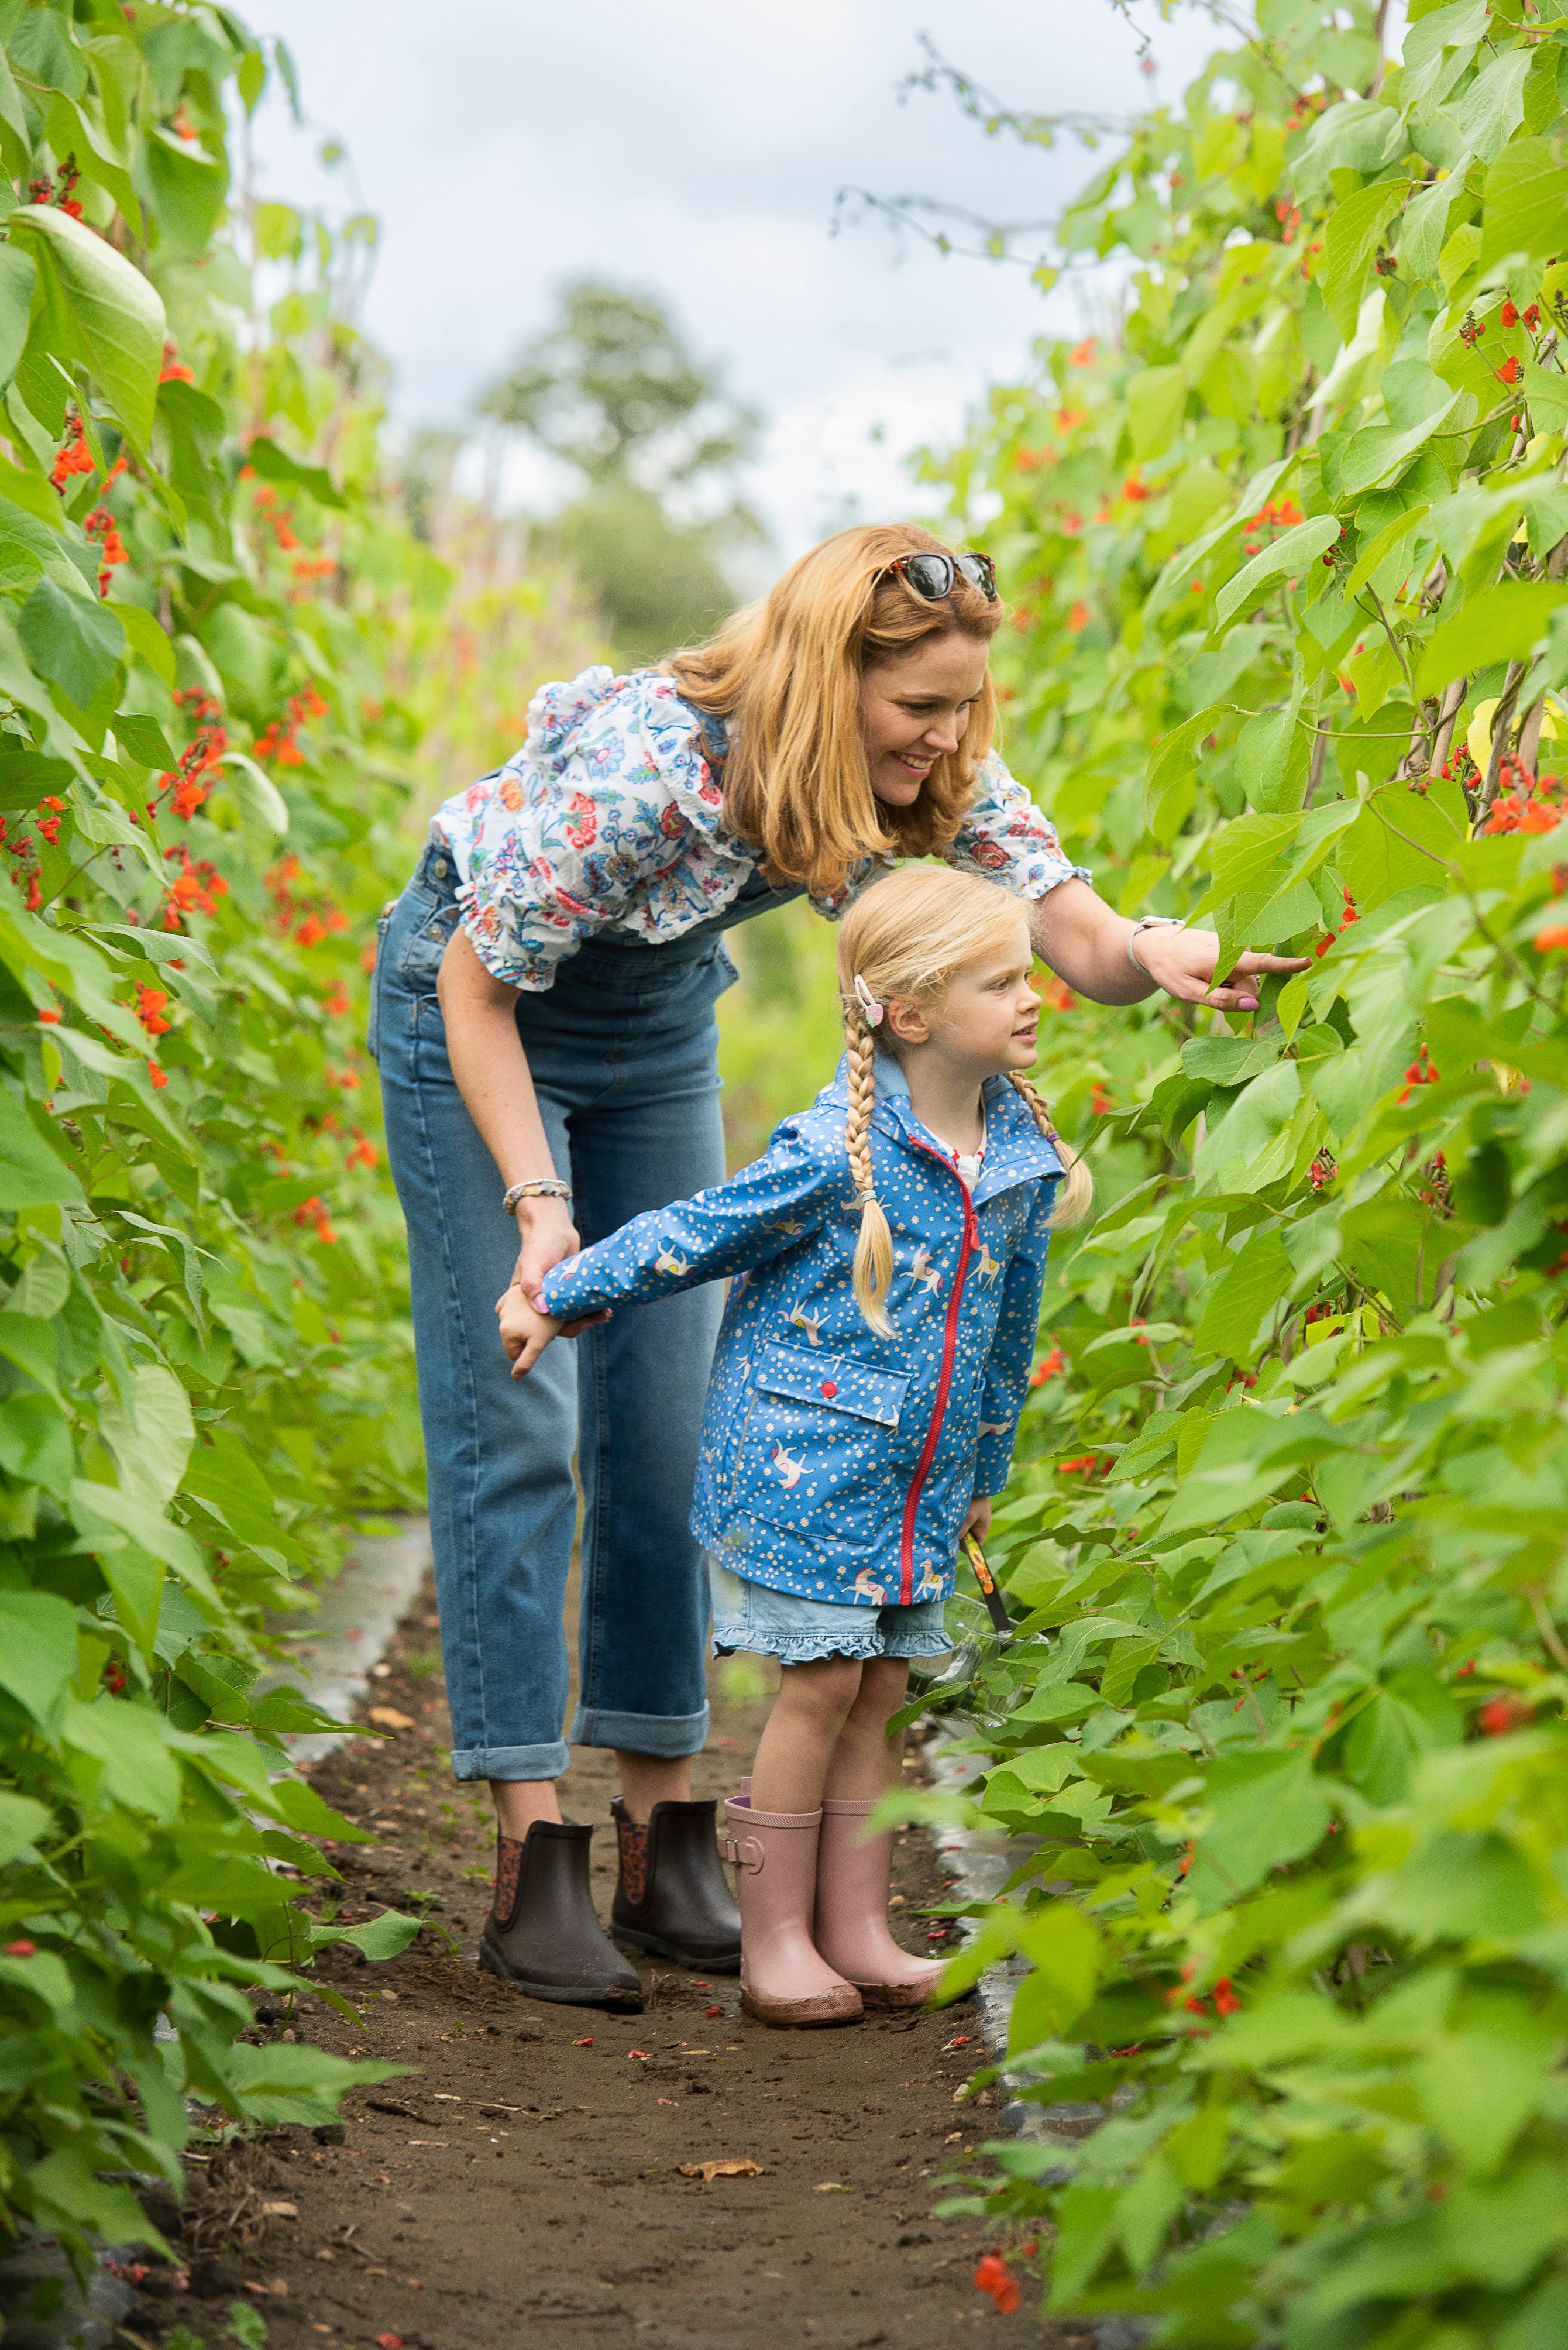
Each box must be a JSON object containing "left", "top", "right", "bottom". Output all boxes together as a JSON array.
[{"left": 498, "top": 867, "right": 1090, "bottom": 2026}]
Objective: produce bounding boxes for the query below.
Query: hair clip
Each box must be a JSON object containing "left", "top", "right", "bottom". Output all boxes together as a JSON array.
[{"left": 852, "top": 973, "right": 883, "bottom": 1026}]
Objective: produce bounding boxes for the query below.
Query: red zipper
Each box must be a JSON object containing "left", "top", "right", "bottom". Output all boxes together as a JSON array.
[{"left": 899, "top": 1145, "right": 976, "bottom": 1603}]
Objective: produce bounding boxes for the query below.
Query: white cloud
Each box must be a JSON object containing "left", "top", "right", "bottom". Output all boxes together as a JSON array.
[{"left": 246, "top": 0, "right": 1225, "bottom": 557}]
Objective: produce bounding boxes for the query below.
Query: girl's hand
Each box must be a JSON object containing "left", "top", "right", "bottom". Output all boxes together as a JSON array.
[
  {"left": 961, "top": 1495, "right": 992, "bottom": 1545},
  {"left": 496, "top": 1283, "right": 563, "bottom": 1376},
  {"left": 511, "top": 1195, "right": 609, "bottom": 1338}
]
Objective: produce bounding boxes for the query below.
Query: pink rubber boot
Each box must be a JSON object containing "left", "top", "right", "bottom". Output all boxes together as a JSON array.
[
  {"left": 721, "top": 1795, "right": 863, "bottom": 2028},
  {"left": 814, "top": 1796, "right": 947, "bottom": 2009}
]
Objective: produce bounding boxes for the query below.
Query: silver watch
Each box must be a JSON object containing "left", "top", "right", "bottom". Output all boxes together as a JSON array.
[{"left": 1127, "top": 915, "right": 1185, "bottom": 976}]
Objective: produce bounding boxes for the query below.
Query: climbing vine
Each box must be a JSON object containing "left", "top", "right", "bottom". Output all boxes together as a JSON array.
[{"left": 909, "top": 4, "right": 1568, "bottom": 2339}]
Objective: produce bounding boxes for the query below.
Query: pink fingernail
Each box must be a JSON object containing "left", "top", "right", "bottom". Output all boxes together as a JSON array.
[{"left": 1239, "top": 998, "right": 1259, "bottom": 1011}]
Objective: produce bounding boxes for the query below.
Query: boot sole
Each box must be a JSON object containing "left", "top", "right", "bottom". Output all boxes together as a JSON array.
[
  {"left": 612, "top": 1924, "right": 741, "bottom": 1974},
  {"left": 740, "top": 1985, "right": 864, "bottom": 2029},
  {"left": 854, "top": 1978, "right": 940, "bottom": 2010},
  {"left": 478, "top": 1937, "right": 644, "bottom": 2012}
]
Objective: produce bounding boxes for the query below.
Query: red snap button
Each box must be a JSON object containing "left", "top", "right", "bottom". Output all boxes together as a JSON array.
[{"left": 820, "top": 1381, "right": 838, "bottom": 1398}]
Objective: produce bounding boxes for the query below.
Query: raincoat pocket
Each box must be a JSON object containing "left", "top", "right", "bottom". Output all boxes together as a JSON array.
[{"left": 736, "top": 1342, "right": 912, "bottom": 1549}]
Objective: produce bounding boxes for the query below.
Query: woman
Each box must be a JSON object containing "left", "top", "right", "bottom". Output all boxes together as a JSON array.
[{"left": 373, "top": 521, "right": 1302, "bottom": 2013}]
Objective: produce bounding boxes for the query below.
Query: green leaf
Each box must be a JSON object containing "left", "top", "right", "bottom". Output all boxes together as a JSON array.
[
  {"left": 0, "top": 1590, "right": 77, "bottom": 1729},
  {"left": 0, "top": 1393, "right": 72, "bottom": 1498},
  {"left": 61, "top": 1694, "right": 182, "bottom": 1818},
  {"left": 0, "top": 1789, "right": 51, "bottom": 1867},
  {"left": 115, "top": 600, "right": 177, "bottom": 688},
  {"left": 0, "top": 245, "right": 35, "bottom": 395},
  {"left": 1450, "top": 43, "right": 1533, "bottom": 163},
  {"left": 181, "top": 1432, "right": 281, "bottom": 1545},
  {"left": 1215, "top": 516, "right": 1340, "bottom": 628},
  {"left": 222, "top": 751, "right": 290, "bottom": 841},
  {"left": 1127, "top": 365, "right": 1188, "bottom": 463},
  {"left": 1401, "top": 164, "right": 1469, "bottom": 284},
  {"left": 6, "top": 205, "right": 165, "bottom": 452},
  {"left": 245, "top": 434, "right": 349, "bottom": 512},
  {"left": 0, "top": 1094, "right": 83, "bottom": 1209},
  {"left": 1321, "top": 180, "right": 1410, "bottom": 343},
  {"left": 1194, "top": 810, "right": 1305, "bottom": 912},
  {"left": 16, "top": 578, "right": 126, "bottom": 710},
  {"left": 220, "top": 2038, "right": 404, "bottom": 2126},
  {"left": 332, "top": 1909, "right": 422, "bottom": 1963},
  {"left": 139, "top": 128, "right": 229, "bottom": 262},
  {"left": 1007, "top": 1902, "right": 1101, "bottom": 2053},
  {"left": 1194, "top": 1228, "right": 1293, "bottom": 1360},
  {"left": 46, "top": 93, "right": 140, "bottom": 235},
  {"left": 110, "top": 713, "right": 176, "bottom": 770},
  {"left": 1479, "top": 137, "right": 1568, "bottom": 272},
  {"left": 1181, "top": 1035, "right": 1280, "bottom": 1087},
  {"left": 1415, "top": 580, "right": 1568, "bottom": 695},
  {"left": 1343, "top": 503, "right": 1431, "bottom": 602},
  {"left": 1188, "top": 1749, "right": 1333, "bottom": 1910},
  {"left": 1337, "top": 390, "right": 1469, "bottom": 501},
  {"left": 1520, "top": 358, "right": 1568, "bottom": 428},
  {"left": 1399, "top": 1, "right": 1488, "bottom": 109},
  {"left": 98, "top": 1364, "right": 193, "bottom": 1513},
  {"left": 70, "top": 1479, "right": 221, "bottom": 1613}
]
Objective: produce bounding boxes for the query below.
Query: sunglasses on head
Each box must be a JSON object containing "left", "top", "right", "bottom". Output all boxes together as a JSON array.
[{"left": 882, "top": 551, "right": 998, "bottom": 603}]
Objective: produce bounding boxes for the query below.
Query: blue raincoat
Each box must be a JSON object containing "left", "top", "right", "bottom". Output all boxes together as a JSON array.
[{"left": 539, "top": 1054, "right": 1062, "bottom": 1609}]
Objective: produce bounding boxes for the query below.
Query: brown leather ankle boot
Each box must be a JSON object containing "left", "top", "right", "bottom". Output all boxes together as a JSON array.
[
  {"left": 479, "top": 1822, "right": 643, "bottom": 2011},
  {"left": 610, "top": 1796, "right": 741, "bottom": 1973}
]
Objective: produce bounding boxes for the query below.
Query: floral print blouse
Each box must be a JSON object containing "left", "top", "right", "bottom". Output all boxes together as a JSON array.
[{"left": 430, "top": 664, "right": 1089, "bottom": 991}]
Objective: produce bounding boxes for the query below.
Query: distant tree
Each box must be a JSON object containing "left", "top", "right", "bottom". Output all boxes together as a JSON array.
[{"left": 479, "top": 280, "right": 764, "bottom": 662}]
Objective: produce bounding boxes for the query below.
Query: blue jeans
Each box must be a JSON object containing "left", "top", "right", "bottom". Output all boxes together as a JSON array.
[{"left": 372, "top": 840, "right": 733, "bottom": 1781}]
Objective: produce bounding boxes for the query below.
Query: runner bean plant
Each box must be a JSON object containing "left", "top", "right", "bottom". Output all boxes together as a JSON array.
[
  {"left": 0, "top": 0, "right": 597, "bottom": 2265},
  {"left": 915, "top": 3, "right": 1568, "bottom": 2340}
]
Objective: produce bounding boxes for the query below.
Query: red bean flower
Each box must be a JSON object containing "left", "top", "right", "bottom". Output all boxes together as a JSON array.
[{"left": 974, "top": 2253, "right": 1022, "bottom": 2315}]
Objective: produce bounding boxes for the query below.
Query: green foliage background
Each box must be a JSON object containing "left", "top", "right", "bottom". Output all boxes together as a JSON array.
[
  {"left": 0, "top": 0, "right": 599, "bottom": 2260},
  {"left": 869, "top": 3, "right": 1568, "bottom": 2342}
]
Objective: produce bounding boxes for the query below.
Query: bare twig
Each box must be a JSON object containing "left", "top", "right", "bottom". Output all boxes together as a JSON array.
[
  {"left": 1528, "top": 1588, "right": 1568, "bottom": 1674},
  {"left": 1430, "top": 676, "right": 1467, "bottom": 776},
  {"left": 1479, "top": 658, "right": 1528, "bottom": 813},
  {"left": 1303, "top": 727, "right": 1328, "bottom": 809}
]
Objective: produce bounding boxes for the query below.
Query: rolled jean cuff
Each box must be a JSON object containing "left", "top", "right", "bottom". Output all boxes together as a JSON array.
[
  {"left": 570, "top": 1702, "right": 710, "bottom": 1758},
  {"left": 449, "top": 1739, "right": 572, "bottom": 1784}
]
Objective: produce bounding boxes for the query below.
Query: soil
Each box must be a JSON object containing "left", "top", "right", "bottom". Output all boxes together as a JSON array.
[{"left": 128, "top": 1581, "right": 1085, "bottom": 2349}]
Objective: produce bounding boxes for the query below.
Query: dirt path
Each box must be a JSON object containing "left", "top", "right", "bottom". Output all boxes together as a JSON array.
[{"left": 132, "top": 1582, "right": 1078, "bottom": 2348}]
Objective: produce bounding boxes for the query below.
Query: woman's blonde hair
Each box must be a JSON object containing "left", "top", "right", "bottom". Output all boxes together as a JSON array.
[
  {"left": 835, "top": 868, "right": 1094, "bottom": 1336},
  {"left": 666, "top": 522, "right": 1002, "bottom": 901}
]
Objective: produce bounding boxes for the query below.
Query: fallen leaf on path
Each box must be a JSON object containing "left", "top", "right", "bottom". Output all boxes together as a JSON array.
[
  {"left": 678, "top": 2158, "right": 762, "bottom": 2181},
  {"left": 368, "top": 1706, "right": 415, "bottom": 1731},
  {"left": 261, "top": 2201, "right": 298, "bottom": 2217},
  {"left": 814, "top": 2181, "right": 850, "bottom": 2194}
]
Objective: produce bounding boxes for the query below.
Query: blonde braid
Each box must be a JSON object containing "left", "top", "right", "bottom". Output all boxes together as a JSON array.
[
  {"left": 844, "top": 1009, "right": 895, "bottom": 1334},
  {"left": 1009, "top": 1073, "right": 1094, "bottom": 1229}
]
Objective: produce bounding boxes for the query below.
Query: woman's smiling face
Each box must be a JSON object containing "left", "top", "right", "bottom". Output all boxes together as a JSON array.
[{"left": 858, "top": 632, "right": 991, "bottom": 809}]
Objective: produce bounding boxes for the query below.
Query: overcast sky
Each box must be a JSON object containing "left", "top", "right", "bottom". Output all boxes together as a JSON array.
[{"left": 245, "top": 2, "right": 1232, "bottom": 559}]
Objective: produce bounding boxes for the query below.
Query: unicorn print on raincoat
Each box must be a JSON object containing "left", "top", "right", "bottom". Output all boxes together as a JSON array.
[{"left": 539, "top": 1052, "right": 1062, "bottom": 1609}]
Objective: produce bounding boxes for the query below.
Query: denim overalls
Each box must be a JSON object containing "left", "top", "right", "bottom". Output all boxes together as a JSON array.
[{"left": 371, "top": 716, "right": 803, "bottom": 1781}]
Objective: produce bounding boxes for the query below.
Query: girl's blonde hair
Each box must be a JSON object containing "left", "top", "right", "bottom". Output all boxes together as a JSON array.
[
  {"left": 666, "top": 522, "right": 1002, "bottom": 901},
  {"left": 835, "top": 868, "right": 1094, "bottom": 1335}
]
